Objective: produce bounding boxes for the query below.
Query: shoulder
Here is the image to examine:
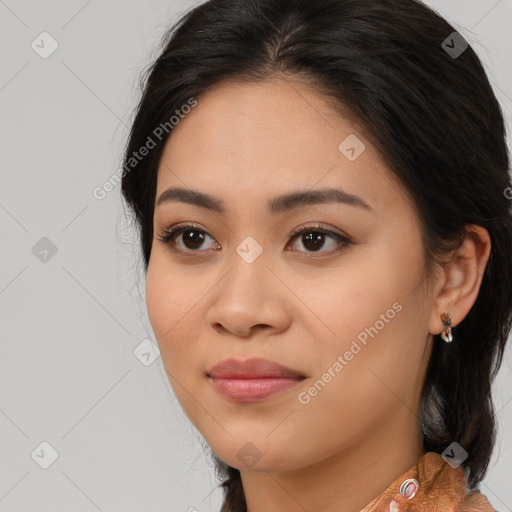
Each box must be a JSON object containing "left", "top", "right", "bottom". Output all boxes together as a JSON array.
[{"left": 455, "top": 489, "right": 496, "bottom": 512}]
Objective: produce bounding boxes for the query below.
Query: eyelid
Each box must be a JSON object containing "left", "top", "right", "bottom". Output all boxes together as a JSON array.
[{"left": 288, "top": 223, "right": 349, "bottom": 241}]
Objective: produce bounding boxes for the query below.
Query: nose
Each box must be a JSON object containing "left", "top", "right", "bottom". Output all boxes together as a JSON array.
[{"left": 205, "top": 258, "right": 292, "bottom": 339}]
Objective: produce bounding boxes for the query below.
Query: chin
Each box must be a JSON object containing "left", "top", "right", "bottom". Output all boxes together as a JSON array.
[{"left": 206, "top": 435, "right": 305, "bottom": 473}]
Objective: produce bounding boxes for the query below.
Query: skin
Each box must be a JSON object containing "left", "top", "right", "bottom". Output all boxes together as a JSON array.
[{"left": 145, "top": 77, "right": 491, "bottom": 512}]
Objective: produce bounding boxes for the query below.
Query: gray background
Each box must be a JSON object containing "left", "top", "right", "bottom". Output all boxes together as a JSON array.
[{"left": 0, "top": 1, "right": 511, "bottom": 511}]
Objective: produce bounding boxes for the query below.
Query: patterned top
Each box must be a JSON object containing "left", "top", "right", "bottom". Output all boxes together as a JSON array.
[{"left": 360, "top": 452, "right": 495, "bottom": 512}]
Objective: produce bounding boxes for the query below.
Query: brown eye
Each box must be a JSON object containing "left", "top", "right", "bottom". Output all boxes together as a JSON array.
[
  {"left": 287, "top": 226, "right": 351, "bottom": 254},
  {"left": 297, "top": 232, "right": 328, "bottom": 252},
  {"left": 157, "top": 224, "right": 218, "bottom": 252},
  {"left": 158, "top": 223, "right": 351, "bottom": 256},
  {"left": 180, "top": 229, "right": 207, "bottom": 250}
]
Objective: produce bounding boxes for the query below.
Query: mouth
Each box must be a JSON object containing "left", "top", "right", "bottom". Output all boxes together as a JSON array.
[
  {"left": 207, "top": 376, "right": 305, "bottom": 401},
  {"left": 206, "top": 357, "right": 307, "bottom": 402}
]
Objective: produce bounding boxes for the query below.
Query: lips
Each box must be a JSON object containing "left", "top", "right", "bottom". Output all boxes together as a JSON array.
[
  {"left": 206, "top": 357, "right": 306, "bottom": 379},
  {"left": 206, "top": 357, "right": 307, "bottom": 402}
]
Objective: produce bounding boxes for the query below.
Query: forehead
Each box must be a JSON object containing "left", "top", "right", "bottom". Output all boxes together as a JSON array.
[{"left": 155, "top": 79, "right": 406, "bottom": 215}]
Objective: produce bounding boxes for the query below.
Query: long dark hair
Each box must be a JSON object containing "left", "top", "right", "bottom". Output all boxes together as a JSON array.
[{"left": 120, "top": 0, "right": 512, "bottom": 509}]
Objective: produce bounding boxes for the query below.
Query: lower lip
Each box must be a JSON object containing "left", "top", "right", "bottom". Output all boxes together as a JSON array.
[{"left": 208, "top": 377, "right": 304, "bottom": 401}]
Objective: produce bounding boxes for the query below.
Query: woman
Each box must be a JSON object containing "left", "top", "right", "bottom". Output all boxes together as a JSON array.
[{"left": 121, "top": 0, "right": 512, "bottom": 510}]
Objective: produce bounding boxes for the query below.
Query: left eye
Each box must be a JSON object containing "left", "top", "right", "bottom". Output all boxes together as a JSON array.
[
  {"left": 157, "top": 223, "right": 351, "bottom": 255},
  {"left": 287, "top": 226, "right": 350, "bottom": 254}
]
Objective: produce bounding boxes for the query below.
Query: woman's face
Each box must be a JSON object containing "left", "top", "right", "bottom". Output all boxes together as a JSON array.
[{"left": 146, "top": 78, "right": 435, "bottom": 472}]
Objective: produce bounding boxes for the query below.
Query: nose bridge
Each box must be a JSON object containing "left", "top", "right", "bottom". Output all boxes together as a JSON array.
[
  {"left": 223, "top": 234, "right": 271, "bottom": 301},
  {"left": 235, "top": 233, "right": 267, "bottom": 266},
  {"left": 206, "top": 237, "right": 290, "bottom": 336}
]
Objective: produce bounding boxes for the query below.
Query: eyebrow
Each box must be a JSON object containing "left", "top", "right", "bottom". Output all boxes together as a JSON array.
[{"left": 156, "top": 186, "right": 375, "bottom": 215}]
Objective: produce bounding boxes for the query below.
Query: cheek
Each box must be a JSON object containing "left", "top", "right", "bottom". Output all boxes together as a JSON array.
[
  {"left": 299, "top": 249, "right": 405, "bottom": 358},
  {"left": 145, "top": 248, "right": 223, "bottom": 396},
  {"left": 145, "top": 254, "right": 195, "bottom": 359},
  {"left": 146, "top": 259, "right": 172, "bottom": 342},
  {"left": 301, "top": 240, "right": 429, "bottom": 403},
  {"left": 145, "top": 258, "right": 208, "bottom": 418},
  {"left": 287, "top": 280, "right": 428, "bottom": 464}
]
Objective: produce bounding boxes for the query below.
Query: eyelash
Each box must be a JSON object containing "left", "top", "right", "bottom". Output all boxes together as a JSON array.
[{"left": 157, "top": 222, "right": 352, "bottom": 256}]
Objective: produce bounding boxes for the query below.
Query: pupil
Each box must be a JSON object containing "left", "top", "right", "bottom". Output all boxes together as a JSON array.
[
  {"left": 303, "top": 232, "right": 324, "bottom": 251},
  {"left": 184, "top": 230, "right": 204, "bottom": 249}
]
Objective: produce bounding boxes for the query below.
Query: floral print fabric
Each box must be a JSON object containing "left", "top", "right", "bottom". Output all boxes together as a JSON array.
[{"left": 361, "top": 452, "right": 495, "bottom": 512}]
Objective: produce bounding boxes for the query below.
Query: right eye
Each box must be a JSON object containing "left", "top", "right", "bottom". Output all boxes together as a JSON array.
[{"left": 157, "top": 223, "right": 219, "bottom": 253}]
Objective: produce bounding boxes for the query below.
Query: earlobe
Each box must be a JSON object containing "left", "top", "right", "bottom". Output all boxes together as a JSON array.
[{"left": 428, "top": 225, "right": 491, "bottom": 337}]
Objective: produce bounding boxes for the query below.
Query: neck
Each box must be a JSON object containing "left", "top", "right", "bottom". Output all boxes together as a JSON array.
[{"left": 241, "top": 407, "right": 425, "bottom": 512}]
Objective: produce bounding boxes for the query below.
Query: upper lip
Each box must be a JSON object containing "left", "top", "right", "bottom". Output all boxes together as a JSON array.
[{"left": 207, "top": 357, "right": 306, "bottom": 379}]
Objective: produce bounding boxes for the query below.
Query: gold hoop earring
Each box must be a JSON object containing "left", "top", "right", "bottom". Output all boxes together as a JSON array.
[{"left": 440, "top": 312, "right": 453, "bottom": 343}]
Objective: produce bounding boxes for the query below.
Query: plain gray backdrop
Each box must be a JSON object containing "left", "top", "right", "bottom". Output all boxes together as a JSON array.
[{"left": 1, "top": 1, "right": 511, "bottom": 511}]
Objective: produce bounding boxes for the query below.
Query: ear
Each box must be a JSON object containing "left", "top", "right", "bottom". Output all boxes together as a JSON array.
[{"left": 429, "top": 225, "right": 491, "bottom": 335}]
